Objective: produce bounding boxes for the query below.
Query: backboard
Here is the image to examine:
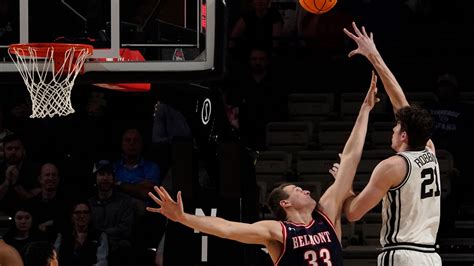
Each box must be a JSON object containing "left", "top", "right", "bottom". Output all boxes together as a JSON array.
[{"left": 0, "top": 0, "right": 227, "bottom": 84}]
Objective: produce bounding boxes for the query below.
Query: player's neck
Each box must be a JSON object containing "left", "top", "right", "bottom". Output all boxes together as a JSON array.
[
  {"left": 286, "top": 210, "right": 313, "bottom": 226},
  {"left": 397, "top": 142, "right": 410, "bottom": 152}
]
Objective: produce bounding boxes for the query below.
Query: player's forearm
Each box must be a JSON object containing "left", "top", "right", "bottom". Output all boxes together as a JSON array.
[
  {"left": 341, "top": 109, "right": 370, "bottom": 160},
  {"left": 331, "top": 110, "right": 370, "bottom": 204},
  {"left": 180, "top": 213, "right": 236, "bottom": 240},
  {"left": 342, "top": 195, "right": 363, "bottom": 222},
  {"left": 367, "top": 53, "right": 409, "bottom": 110}
]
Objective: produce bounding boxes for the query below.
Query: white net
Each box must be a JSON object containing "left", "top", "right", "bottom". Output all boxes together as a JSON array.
[{"left": 8, "top": 45, "right": 92, "bottom": 118}]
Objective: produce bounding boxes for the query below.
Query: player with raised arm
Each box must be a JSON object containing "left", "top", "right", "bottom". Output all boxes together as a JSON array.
[
  {"left": 342, "top": 22, "right": 442, "bottom": 265},
  {"left": 146, "top": 72, "right": 380, "bottom": 266}
]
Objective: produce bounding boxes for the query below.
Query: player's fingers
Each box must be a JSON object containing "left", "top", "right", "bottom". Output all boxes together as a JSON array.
[
  {"left": 177, "top": 191, "right": 183, "bottom": 207},
  {"left": 348, "top": 50, "right": 357, "bottom": 58},
  {"left": 146, "top": 207, "right": 162, "bottom": 213},
  {"left": 148, "top": 191, "right": 163, "bottom": 206},
  {"left": 352, "top": 21, "right": 363, "bottom": 36},
  {"left": 362, "top": 26, "right": 369, "bottom": 38},
  {"left": 343, "top": 28, "right": 357, "bottom": 40},
  {"left": 160, "top": 186, "right": 176, "bottom": 203},
  {"left": 370, "top": 32, "right": 374, "bottom": 40},
  {"left": 155, "top": 186, "right": 168, "bottom": 201}
]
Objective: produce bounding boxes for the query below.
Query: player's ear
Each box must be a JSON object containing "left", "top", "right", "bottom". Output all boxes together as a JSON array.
[
  {"left": 280, "top": 200, "right": 290, "bottom": 208},
  {"left": 400, "top": 131, "right": 408, "bottom": 141}
]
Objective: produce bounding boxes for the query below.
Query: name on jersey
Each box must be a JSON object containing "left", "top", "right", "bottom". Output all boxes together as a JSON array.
[
  {"left": 414, "top": 152, "right": 437, "bottom": 168},
  {"left": 292, "top": 231, "right": 332, "bottom": 249}
]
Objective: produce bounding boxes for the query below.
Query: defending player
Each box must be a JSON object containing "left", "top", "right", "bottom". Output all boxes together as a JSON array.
[{"left": 146, "top": 72, "right": 380, "bottom": 265}]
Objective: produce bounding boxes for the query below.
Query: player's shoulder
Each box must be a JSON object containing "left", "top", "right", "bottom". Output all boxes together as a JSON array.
[
  {"left": 372, "top": 155, "right": 407, "bottom": 185},
  {"left": 256, "top": 220, "right": 285, "bottom": 243},
  {"left": 378, "top": 155, "right": 406, "bottom": 168},
  {"left": 255, "top": 220, "right": 283, "bottom": 233}
]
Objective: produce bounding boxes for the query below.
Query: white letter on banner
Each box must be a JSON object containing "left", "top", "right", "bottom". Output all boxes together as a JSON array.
[{"left": 195, "top": 208, "right": 217, "bottom": 262}]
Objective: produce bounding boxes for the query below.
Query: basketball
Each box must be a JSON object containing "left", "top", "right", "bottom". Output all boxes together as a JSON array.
[{"left": 299, "top": 0, "right": 337, "bottom": 14}]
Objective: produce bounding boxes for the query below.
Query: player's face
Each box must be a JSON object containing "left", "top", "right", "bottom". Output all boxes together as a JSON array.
[
  {"left": 284, "top": 185, "right": 316, "bottom": 209},
  {"left": 391, "top": 123, "right": 404, "bottom": 151}
]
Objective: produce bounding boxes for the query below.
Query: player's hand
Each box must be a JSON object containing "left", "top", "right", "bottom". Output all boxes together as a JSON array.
[
  {"left": 329, "top": 162, "right": 340, "bottom": 179},
  {"left": 343, "top": 21, "right": 379, "bottom": 59},
  {"left": 147, "top": 186, "right": 185, "bottom": 223},
  {"left": 361, "top": 71, "right": 380, "bottom": 111},
  {"left": 329, "top": 153, "right": 341, "bottom": 179}
]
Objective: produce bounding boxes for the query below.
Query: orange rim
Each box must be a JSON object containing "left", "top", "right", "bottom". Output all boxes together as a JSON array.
[{"left": 8, "top": 43, "right": 94, "bottom": 58}]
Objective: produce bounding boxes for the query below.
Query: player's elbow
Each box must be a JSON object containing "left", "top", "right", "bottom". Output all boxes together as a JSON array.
[
  {"left": 343, "top": 200, "right": 364, "bottom": 222},
  {"left": 345, "top": 211, "right": 363, "bottom": 223}
]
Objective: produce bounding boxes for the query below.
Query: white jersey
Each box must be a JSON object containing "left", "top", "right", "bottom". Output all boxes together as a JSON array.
[{"left": 380, "top": 149, "right": 441, "bottom": 253}]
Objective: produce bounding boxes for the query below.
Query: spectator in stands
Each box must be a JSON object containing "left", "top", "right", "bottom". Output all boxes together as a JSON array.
[
  {"left": 424, "top": 73, "right": 474, "bottom": 215},
  {"left": 0, "top": 236, "right": 24, "bottom": 266},
  {"left": 0, "top": 134, "right": 40, "bottom": 215},
  {"left": 6, "top": 96, "right": 31, "bottom": 138},
  {"left": 89, "top": 160, "right": 135, "bottom": 266},
  {"left": 113, "top": 128, "right": 164, "bottom": 263},
  {"left": 114, "top": 128, "right": 161, "bottom": 200},
  {"left": 22, "top": 241, "right": 58, "bottom": 266},
  {"left": 54, "top": 201, "right": 108, "bottom": 266},
  {"left": 229, "top": 0, "right": 283, "bottom": 53},
  {"left": 224, "top": 47, "right": 288, "bottom": 151},
  {"left": 3, "top": 206, "right": 47, "bottom": 255},
  {"left": 26, "top": 162, "right": 68, "bottom": 242},
  {"left": 424, "top": 73, "right": 474, "bottom": 174}
]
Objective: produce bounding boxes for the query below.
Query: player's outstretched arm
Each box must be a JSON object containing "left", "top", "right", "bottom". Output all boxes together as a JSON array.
[
  {"left": 319, "top": 72, "right": 379, "bottom": 222},
  {"left": 146, "top": 186, "right": 281, "bottom": 246},
  {"left": 343, "top": 22, "right": 437, "bottom": 152},
  {"left": 343, "top": 21, "right": 409, "bottom": 111}
]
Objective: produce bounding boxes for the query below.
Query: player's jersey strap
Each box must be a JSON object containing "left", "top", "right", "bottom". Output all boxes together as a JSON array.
[{"left": 382, "top": 242, "right": 437, "bottom": 253}]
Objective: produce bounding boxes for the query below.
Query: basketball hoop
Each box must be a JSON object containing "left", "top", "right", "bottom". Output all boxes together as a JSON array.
[{"left": 8, "top": 43, "right": 94, "bottom": 118}]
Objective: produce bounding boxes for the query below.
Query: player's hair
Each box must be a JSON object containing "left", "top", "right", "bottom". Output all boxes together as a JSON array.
[
  {"left": 22, "top": 241, "right": 55, "bottom": 266},
  {"left": 267, "top": 183, "right": 292, "bottom": 221},
  {"left": 395, "top": 105, "right": 432, "bottom": 150}
]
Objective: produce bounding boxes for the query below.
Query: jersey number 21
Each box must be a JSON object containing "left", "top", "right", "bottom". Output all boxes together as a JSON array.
[{"left": 420, "top": 167, "right": 441, "bottom": 199}]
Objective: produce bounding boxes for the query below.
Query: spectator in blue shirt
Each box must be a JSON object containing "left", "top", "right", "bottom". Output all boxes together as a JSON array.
[
  {"left": 114, "top": 128, "right": 161, "bottom": 202},
  {"left": 113, "top": 128, "right": 165, "bottom": 265}
]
